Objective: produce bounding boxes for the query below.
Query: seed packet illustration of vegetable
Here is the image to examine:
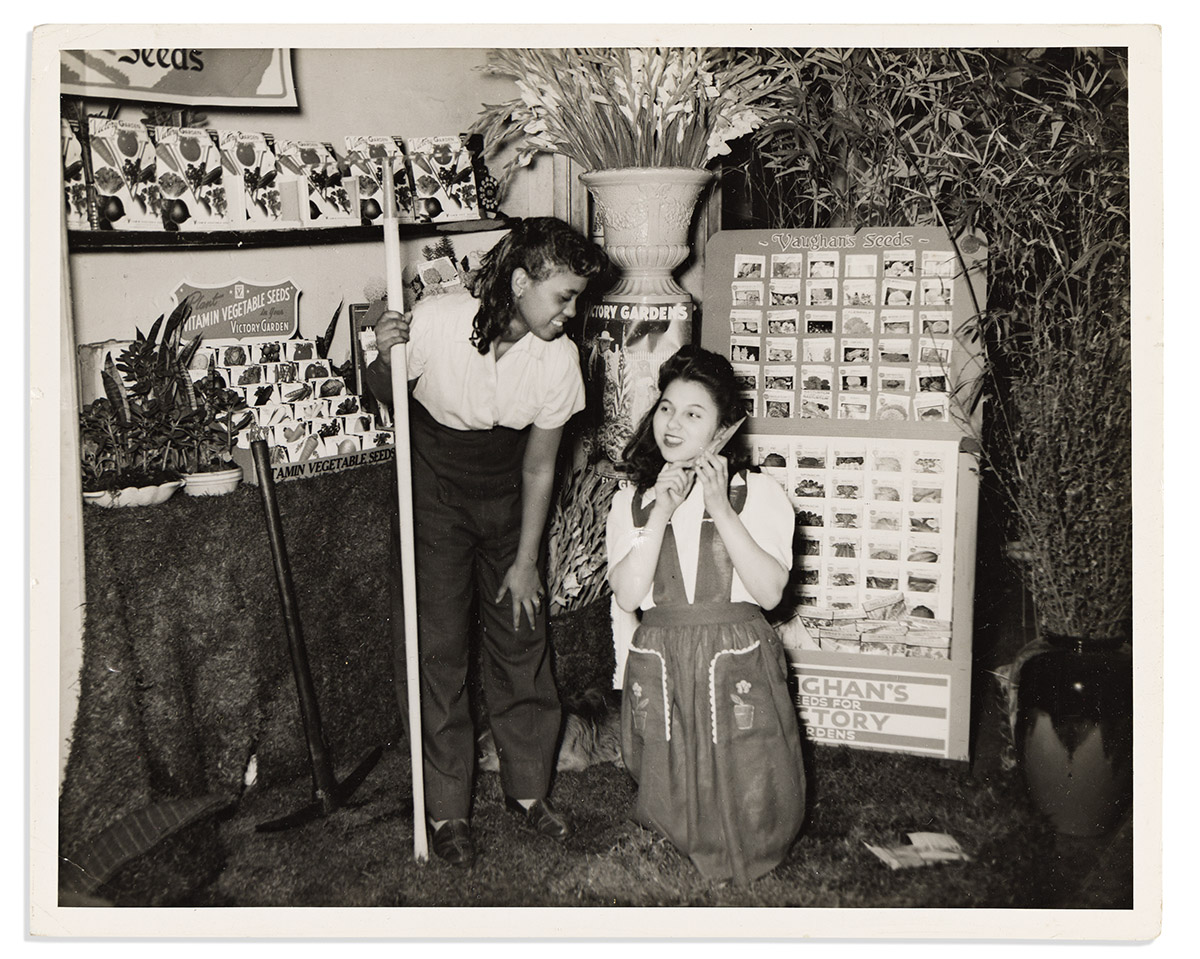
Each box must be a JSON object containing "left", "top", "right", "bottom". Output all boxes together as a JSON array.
[
  {"left": 832, "top": 475, "right": 864, "bottom": 501},
  {"left": 276, "top": 140, "right": 358, "bottom": 224},
  {"left": 837, "top": 395, "right": 870, "bottom": 420},
  {"left": 806, "top": 281, "right": 837, "bottom": 308},
  {"left": 769, "top": 279, "right": 803, "bottom": 307},
  {"left": 906, "top": 534, "right": 943, "bottom": 564},
  {"left": 796, "top": 555, "right": 823, "bottom": 584},
  {"left": 877, "top": 366, "right": 912, "bottom": 394},
  {"left": 877, "top": 339, "right": 912, "bottom": 365},
  {"left": 729, "top": 309, "right": 761, "bottom": 335},
  {"left": 764, "top": 366, "right": 795, "bottom": 392},
  {"left": 871, "top": 477, "right": 904, "bottom": 503},
  {"left": 910, "top": 450, "right": 946, "bottom": 475},
  {"left": 907, "top": 508, "right": 943, "bottom": 535},
  {"left": 840, "top": 309, "right": 875, "bottom": 336},
  {"left": 770, "top": 252, "right": 804, "bottom": 278},
  {"left": 920, "top": 277, "right": 954, "bottom": 306},
  {"left": 800, "top": 338, "right": 831, "bottom": 364},
  {"left": 153, "top": 127, "right": 232, "bottom": 230},
  {"left": 794, "top": 443, "right": 828, "bottom": 470},
  {"left": 872, "top": 446, "right": 906, "bottom": 473},
  {"left": 868, "top": 507, "right": 902, "bottom": 532},
  {"left": 917, "top": 367, "right": 949, "bottom": 393},
  {"left": 765, "top": 338, "right": 798, "bottom": 364},
  {"left": 766, "top": 310, "right": 799, "bottom": 335},
  {"left": 343, "top": 135, "right": 417, "bottom": 224},
  {"left": 919, "top": 311, "right": 953, "bottom": 335},
  {"left": 804, "top": 311, "right": 835, "bottom": 335},
  {"left": 732, "top": 363, "right": 760, "bottom": 393},
  {"left": 842, "top": 279, "right": 876, "bottom": 307},
  {"left": 921, "top": 250, "right": 957, "bottom": 277},
  {"left": 800, "top": 391, "right": 832, "bottom": 419},
  {"left": 807, "top": 252, "right": 839, "bottom": 278},
  {"left": 755, "top": 440, "right": 790, "bottom": 470},
  {"left": 841, "top": 338, "right": 874, "bottom": 365},
  {"left": 868, "top": 538, "right": 902, "bottom": 563},
  {"left": 61, "top": 119, "right": 89, "bottom": 229},
  {"left": 832, "top": 446, "right": 866, "bottom": 470},
  {"left": 879, "top": 310, "right": 913, "bottom": 335},
  {"left": 839, "top": 369, "right": 871, "bottom": 394},
  {"left": 763, "top": 390, "right": 794, "bottom": 419},
  {"left": 793, "top": 471, "right": 827, "bottom": 499},
  {"left": 406, "top": 135, "right": 482, "bottom": 222},
  {"left": 87, "top": 117, "right": 161, "bottom": 230},
  {"left": 734, "top": 253, "right": 765, "bottom": 278},
  {"left": 829, "top": 535, "right": 859, "bottom": 559},
  {"left": 913, "top": 392, "right": 950, "bottom": 422},
  {"left": 906, "top": 569, "right": 941, "bottom": 594},
  {"left": 864, "top": 568, "right": 901, "bottom": 591},
  {"left": 909, "top": 478, "right": 944, "bottom": 505},
  {"left": 844, "top": 254, "right": 878, "bottom": 278},
  {"left": 220, "top": 131, "right": 301, "bottom": 226},
  {"left": 831, "top": 506, "right": 862, "bottom": 530},
  {"left": 731, "top": 280, "right": 764, "bottom": 307},
  {"left": 875, "top": 395, "right": 910, "bottom": 422},
  {"left": 730, "top": 336, "right": 760, "bottom": 364},
  {"left": 881, "top": 278, "right": 916, "bottom": 307},
  {"left": 827, "top": 564, "right": 858, "bottom": 589},
  {"left": 883, "top": 250, "right": 917, "bottom": 277},
  {"left": 795, "top": 505, "right": 826, "bottom": 529}
]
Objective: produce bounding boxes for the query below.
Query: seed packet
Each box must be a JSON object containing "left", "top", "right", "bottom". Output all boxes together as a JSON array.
[
  {"left": 731, "top": 280, "right": 764, "bottom": 307},
  {"left": 734, "top": 253, "right": 766, "bottom": 278},
  {"left": 766, "top": 309, "right": 799, "bottom": 334},
  {"left": 768, "top": 279, "right": 803, "bottom": 307},
  {"left": 765, "top": 338, "right": 798, "bottom": 364},
  {"left": 804, "top": 310, "right": 835, "bottom": 335},
  {"left": 729, "top": 310, "right": 761, "bottom": 335},
  {"left": 837, "top": 395, "right": 870, "bottom": 420},
  {"left": 906, "top": 535, "right": 942, "bottom": 565},
  {"left": 770, "top": 252, "right": 804, "bottom": 278},
  {"left": 919, "top": 337, "right": 953, "bottom": 367},
  {"left": 799, "top": 391, "right": 832, "bottom": 419},
  {"left": 878, "top": 339, "right": 912, "bottom": 365},
  {"left": 732, "top": 364, "right": 760, "bottom": 393},
  {"left": 871, "top": 477, "right": 904, "bottom": 503},
  {"left": 831, "top": 474, "right": 864, "bottom": 501},
  {"left": 877, "top": 366, "right": 912, "bottom": 394},
  {"left": 793, "top": 471, "right": 827, "bottom": 499},
  {"left": 921, "top": 250, "right": 957, "bottom": 278},
  {"left": 800, "top": 365, "right": 833, "bottom": 392},
  {"left": 343, "top": 134, "right": 417, "bottom": 224},
  {"left": 879, "top": 310, "right": 913, "bottom": 335},
  {"left": 828, "top": 535, "right": 859, "bottom": 560},
  {"left": 406, "top": 135, "right": 484, "bottom": 222},
  {"left": 867, "top": 538, "right": 902, "bottom": 563},
  {"left": 881, "top": 277, "right": 916, "bottom": 307},
  {"left": 61, "top": 119, "right": 89, "bottom": 229},
  {"left": 913, "top": 393, "right": 950, "bottom": 422},
  {"left": 844, "top": 254, "right": 877, "bottom": 278},
  {"left": 841, "top": 338, "right": 873, "bottom": 365},
  {"left": 219, "top": 131, "right": 302, "bottom": 226},
  {"left": 919, "top": 311, "right": 953, "bottom": 335},
  {"left": 763, "top": 390, "right": 794, "bottom": 419},
  {"left": 756, "top": 440, "right": 790, "bottom": 470},
  {"left": 875, "top": 395, "right": 910, "bottom": 421},
  {"left": 794, "top": 444, "right": 828, "bottom": 470},
  {"left": 806, "top": 281, "right": 837, "bottom": 307},
  {"left": 842, "top": 279, "right": 876, "bottom": 307},
  {"left": 764, "top": 366, "right": 795, "bottom": 393},
  {"left": 831, "top": 506, "right": 862, "bottom": 530},
  {"left": 737, "top": 393, "right": 759, "bottom": 418},
  {"left": 807, "top": 252, "right": 839, "bottom": 278},
  {"left": 883, "top": 250, "right": 916, "bottom": 277},
  {"left": 87, "top": 118, "right": 161, "bottom": 230},
  {"left": 153, "top": 127, "right": 233, "bottom": 230},
  {"left": 730, "top": 336, "right": 760, "bottom": 364},
  {"left": 840, "top": 309, "right": 875, "bottom": 336},
  {"left": 276, "top": 139, "right": 358, "bottom": 225}
]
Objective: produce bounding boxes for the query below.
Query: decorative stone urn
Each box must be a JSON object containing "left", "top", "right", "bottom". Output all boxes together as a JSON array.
[{"left": 578, "top": 167, "right": 713, "bottom": 470}]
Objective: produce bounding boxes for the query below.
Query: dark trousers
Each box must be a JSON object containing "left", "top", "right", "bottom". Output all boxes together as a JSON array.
[{"left": 389, "top": 403, "right": 562, "bottom": 821}]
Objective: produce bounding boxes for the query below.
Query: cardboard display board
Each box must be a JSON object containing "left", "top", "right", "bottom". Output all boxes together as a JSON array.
[{"left": 701, "top": 226, "right": 987, "bottom": 761}]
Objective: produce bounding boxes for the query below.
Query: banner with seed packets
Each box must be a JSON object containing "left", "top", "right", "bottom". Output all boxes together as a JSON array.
[{"left": 702, "top": 227, "right": 987, "bottom": 761}]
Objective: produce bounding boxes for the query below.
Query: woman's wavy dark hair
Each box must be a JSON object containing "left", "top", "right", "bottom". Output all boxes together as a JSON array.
[
  {"left": 621, "top": 345, "right": 751, "bottom": 493},
  {"left": 466, "top": 216, "right": 610, "bottom": 354}
]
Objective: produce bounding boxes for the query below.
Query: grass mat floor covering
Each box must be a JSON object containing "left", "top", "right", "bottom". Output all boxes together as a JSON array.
[{"left": 61, "top": 463, "right": 1133, "bottom": 910}]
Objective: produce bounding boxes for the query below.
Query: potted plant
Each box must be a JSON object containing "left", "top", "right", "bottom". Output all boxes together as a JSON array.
[
  {"left": 79, "top": 294, "right": 252, "bottom": 505},
  {"left": 175, "top": 368, "right": 254, "bottom": 496}
]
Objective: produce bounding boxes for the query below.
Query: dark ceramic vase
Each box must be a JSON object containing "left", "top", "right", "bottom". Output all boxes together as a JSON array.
[{"left": 1016, "top": 634, "right": 1133, "bottom": 837}]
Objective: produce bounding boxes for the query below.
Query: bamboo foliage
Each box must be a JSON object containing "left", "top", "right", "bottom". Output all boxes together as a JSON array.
[{"left": 745, "top": 47, "right": 1132, "bottom": 640}]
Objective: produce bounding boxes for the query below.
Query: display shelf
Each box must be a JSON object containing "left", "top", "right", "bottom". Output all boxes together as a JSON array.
[{"left": 66, "top": 216, "right": 512, "bottom": 252}]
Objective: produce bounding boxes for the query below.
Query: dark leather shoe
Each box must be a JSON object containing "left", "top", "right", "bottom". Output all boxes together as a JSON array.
[
  {"left": 429, "top": 819, "right": 474, "bottom": 867},
  {"left": 505, "top": 796, "right": 573, "bottom": 841}
]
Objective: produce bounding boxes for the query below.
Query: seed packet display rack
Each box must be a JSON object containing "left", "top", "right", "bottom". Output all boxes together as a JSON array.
[{"left": 700, "top": 227, "right": 987, "bottom": 762}]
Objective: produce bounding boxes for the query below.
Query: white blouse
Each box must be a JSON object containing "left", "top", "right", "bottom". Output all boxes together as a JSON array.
[
  {"left": 606, "top": 471, "right": 794, "bottom": 609},
  {"left": 405, "top": 292, "right": 585, "bottom": 431}
]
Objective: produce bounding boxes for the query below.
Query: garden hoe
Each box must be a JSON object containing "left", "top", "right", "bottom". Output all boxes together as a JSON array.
[{"left": 250, "top": 437, "right": 384, "bottom": 832}]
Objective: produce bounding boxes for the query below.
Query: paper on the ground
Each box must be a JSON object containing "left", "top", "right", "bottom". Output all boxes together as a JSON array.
[{"left": 864, "top": 832, "right": 973, "bottom": 870}]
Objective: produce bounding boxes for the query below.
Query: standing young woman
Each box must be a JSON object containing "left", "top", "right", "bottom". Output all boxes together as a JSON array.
[{"left": 366, "top": 217, "right": 609, "bottom": 867}]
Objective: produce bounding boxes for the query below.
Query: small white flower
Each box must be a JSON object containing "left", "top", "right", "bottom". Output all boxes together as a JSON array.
[{"left": 736, "top": 680, "right": 752, "bottom": 695}]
